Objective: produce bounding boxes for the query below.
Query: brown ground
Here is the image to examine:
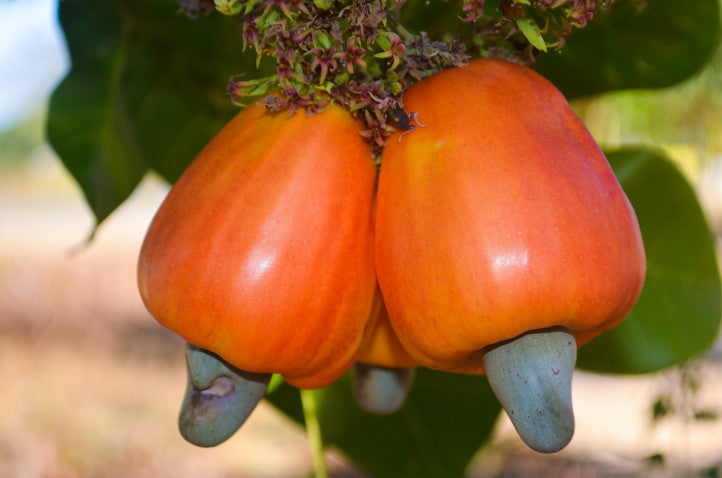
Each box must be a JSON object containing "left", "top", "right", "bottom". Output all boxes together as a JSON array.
[{"left": 2, "top": 151, "right": 722, "bottom": 477}]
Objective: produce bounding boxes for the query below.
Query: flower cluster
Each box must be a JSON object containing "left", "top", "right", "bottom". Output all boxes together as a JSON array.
[
  {"left": 180, "top": 0, "right": 622, "bottom": 154},
  {"left": 462, "top": 0, "right": 622, "bottom": 60},
  {"left": 208, "top": 0, "right": 468, "bottom": 153}
]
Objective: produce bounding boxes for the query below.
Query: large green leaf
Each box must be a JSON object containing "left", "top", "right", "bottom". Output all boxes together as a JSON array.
[
  {"left": 266, "top": 368, "right": 501, "bottom": 478},
  {"left": 536, "top": 0, "right": 721, "bottom": 99},
  {"left": 578, "top": 148, "right": 722, "bottom": 373},
  {"left": 47, "top": 0, "right": 260, "bottom": 227}
]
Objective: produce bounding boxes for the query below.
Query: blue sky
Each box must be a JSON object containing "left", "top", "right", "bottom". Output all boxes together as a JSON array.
[{"left": 0, "top": 0, "right": 69, "bottom": 131}]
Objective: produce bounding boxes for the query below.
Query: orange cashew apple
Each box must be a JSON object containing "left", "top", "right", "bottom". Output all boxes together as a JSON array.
[
  {"left": 137, "top": 101, "right": 378, "bottom": 445},
  {"left": 375, "top": 58, "right": 646, "bottom": 452}
]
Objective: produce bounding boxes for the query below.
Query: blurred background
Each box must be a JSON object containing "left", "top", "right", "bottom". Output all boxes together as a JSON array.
[{"left": 1, "top": 0, "right": 722, "bottom": 476}]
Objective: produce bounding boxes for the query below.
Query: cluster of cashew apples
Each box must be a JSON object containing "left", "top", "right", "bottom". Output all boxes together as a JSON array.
[{"left": 138, "top": 58, "right": 646, "bottom": 453}]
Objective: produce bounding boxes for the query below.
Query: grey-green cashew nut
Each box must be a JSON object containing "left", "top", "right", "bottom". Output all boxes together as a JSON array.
[
  {"left": 483, "top": 327, "right": 576, "bottom": 453},
  {"left": 353, "top": 364, "right": 415, "bottom": 415},
  {"left": 179, "top": 343, "right": 271, "bottom": 447}
]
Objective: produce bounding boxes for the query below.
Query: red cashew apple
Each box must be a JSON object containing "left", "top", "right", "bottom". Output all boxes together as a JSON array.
[{"left": 375, "top": 58, "right": 646, "bottom": 451}]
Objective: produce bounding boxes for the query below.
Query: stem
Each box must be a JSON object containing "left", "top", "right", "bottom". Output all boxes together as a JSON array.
[
  {"left": 300, "top": 389, "right": 328, "bottom": 478},
  {"left": 394, "top": 21, "right": 416, "bottom": 43}
]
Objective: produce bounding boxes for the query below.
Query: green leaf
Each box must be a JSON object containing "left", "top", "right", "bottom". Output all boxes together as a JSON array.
[
  {"left": 46, "top": 2, "right": 144, "bottom": 226},
  {"left": 214, "top": 0, "right": 244, "bottom": 16},
  {"left": 516, "top": 17, "right": 547, "bottom": 52},
  {"left": 314, "top": 0, "right": 334, "bottom": 11},
  {"left": 47, "top": 0, "right": 265, "bottom": 227},
  {"left": 376, "top": 32, "right": 392, "bottom": 51},
  {"left": 577, "top": 148, "right": 722, "bottom": 374},
  {"left": 315, "top": 30, "right": 332, "bottom": 50},
  {"left": 266, "top": 368, "right": 501, "bottom": 478},
  {"left": 536, "top": 0, "right": 721, "bottom": 98}
]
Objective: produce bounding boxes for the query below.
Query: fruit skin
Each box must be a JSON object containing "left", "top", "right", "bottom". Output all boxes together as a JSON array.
[
  {"left": 375, "top": 58, "right": 646, "bottom": 373},
  {"left": 138, "top": 102, "right": 378, "bottom": 389},
  {"left": 355, "top": 291, "right": 418, "bottom": 369}
]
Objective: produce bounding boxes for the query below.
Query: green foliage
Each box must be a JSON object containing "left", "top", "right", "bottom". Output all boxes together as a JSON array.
[
  {"left": 47, "top": 0, "right": 266, "bottom": 227},
  {"left": 536, "top": 0, "right": 721, "bottom": 99},
  {"left": 578, "top": 148, "right": 722, "bottom": 373},
  {"left": 577, "top": 43, "right": 722, "bottom": 157}
]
